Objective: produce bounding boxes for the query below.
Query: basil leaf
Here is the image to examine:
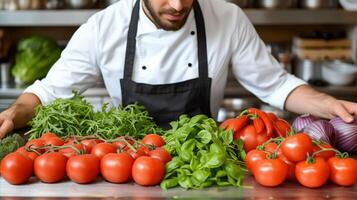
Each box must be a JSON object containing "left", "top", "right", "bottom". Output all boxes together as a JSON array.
[
  {"left": 166, "top": 157, "right": 184, "bottom": 172},
  {"left": 160, "top": 178, "right": 178, "bottom": 190},
  {"left": 180, "top": 139, "right": 196, "bottom": 162},
  {"left": 220, "top": 129, "right": 233, "bottom": 145},
  {"left": 196, "top": 130, "right": 212, "bottom": 144}
]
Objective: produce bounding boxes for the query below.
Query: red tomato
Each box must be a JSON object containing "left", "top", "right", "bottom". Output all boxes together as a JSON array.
[
  {"left": 34, "top": 152, "right": 67, "bottom": 183},
  {"left": 264, "top": 142, "right": 278, "bottom": 153},
  {"left": 16, "top": 146, "right": 40, "bottom": 160},
  {"left": 127, "top": 148, "right": 146, "bottom": 160},
  {"left": 137, "top": 145, "right": 151, "bottom": 155},
  {"left": 141, "top": 134, "right": 165, "bottom": 147},
  {"left": 59, "top": 143, "right": 87, "bottom": 158},
  {"left": 40, "top": 132, "right": 57, "bottom": 140},
  {"left": 132, "top": 156, "right": 165, "bottom": 186},
  {"left": 245, "top": 150, "right": 267, "bottom": 173},
  {"left": 313, "top": 143, "right": 336, "bottom": 160},
  {"left": 45, "top": 137, "right": 65, "bottom": 147},
  {"left": 328, "top": 157, "right": 357, "bottom": 186},
  {"left": 80, "top": 139, "right": 101, "bottom": 153},
  {"left": 296, "top": 157, "right": 330, "bottom": 188},
  {"left": 278, "top": 152, "right": 296, "bottom": 182},
  {"left": 254, "top": 158, "right": 288, "bottom": 187},
  {"left": 148, "top": 148, "right": 172, "bottom": 164},
  {"left": 0, "top": 152, "right": 33, "bottom": 185},
  {"left": 66, "top": 154, "right": 100, "bottom": 184},
  {"left": 234, "top": 125, "right": 259, "bottom": 152},
  {"left": 25, "top": 139, "right": 46, "bottom": 154},
  {"left": 91, "top": 143, "right": 117, "bottom": 159},
  {"left": 281, "top": 133, "right": 313, "bottom": 162},
  {"left": 112, "top": 136, "right": 135, "bottom": 150},
  {"left": 100, "top": 152, "right": 134, "bottom": 183}
]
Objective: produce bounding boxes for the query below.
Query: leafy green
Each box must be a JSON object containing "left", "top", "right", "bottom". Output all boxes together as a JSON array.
[
  {"left": 29, "top": 92, "right": 162, "bottom": 139},
  {"left": 12, "top": 35, "right": 62, "bottom": 85},
  {"left": 0, "top": 133, "right": 26, "bottom": 160},
  {"left": 161, "top": 115, "right": 245, "bottom": 190}
]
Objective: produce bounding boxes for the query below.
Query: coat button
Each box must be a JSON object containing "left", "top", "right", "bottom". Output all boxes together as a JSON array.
[
  {"left": 142, "top": 66, "right": 147, "bottom": 70},
  {"left": 188, "top": 63, "right": 192, "bottom": 67},
  {"left": 190, "top": 31, "right": 195, "bottom": 35}
]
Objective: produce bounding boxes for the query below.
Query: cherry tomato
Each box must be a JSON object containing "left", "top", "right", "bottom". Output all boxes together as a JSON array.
[
  {"left": 45, "top": 137, "right": 65, "bottom": 147},
  {"left": 80, "top": 139, "right": 101, "bottom": 154},
  {"left": 91, "top": 143, "right": 117, "bottom": 159},
  {"left": 245, "top": 150, "right": 267, "bottom": 173},
  {"left": 313, "top": 143, "right": 336, "bottom": 160},
  {"left": 100, "top": 152, "right": 134, "bottom": 183},
  {"left": 66, "top": 154, "right": 100, "bottom": 184},
  {"left": 148, "top": 148, "right": 172, "bottom": 164},
  {"left": 137, "top": 145, "right": 151, "bottom": 155},
  {"left": 25, "top": 139, "right": 46, "bottom": 154},
  {"left": 254, "top": 158, "right": 288, "bottom": 187},
  {"left": 132, "top": 156, "right": 165, "bottom": 186},
  {"left": 328, "top": 157, "right": 357, "bottom": 186},
  {"left": 16, "top": 146, "right": 40, "bottom": 161},
  {"left": 296, "top": 157, "right": 330, "bottom": 188},
  {"left": 59, "top": 143, "right": 87, "bottom": 158},
  {"left": 281, "top": 133, "right": 313, "bottom": 162},
  {"left": 112, "top": 136, "right": 135, "bottom": 150},
  {"left": 141, "top": 134, "right": 165, "bottom": 147},
  {"left": 34, "top": 152, "right": 67, "bottom": 183},
  {"left": 0, "top": 152, "right": 33, "bottom": 185},
  {"left": 40, "top": 132, "right": 58, "bottom": 140},
  {"left": 264, "top": 142, "right": 278, "bottom": 153},
  {"left": 278, "top": 152, "right": 296, "bottom": 182},
  {"left": 127, "top": 148, "right": 146, "bottom": 160}
]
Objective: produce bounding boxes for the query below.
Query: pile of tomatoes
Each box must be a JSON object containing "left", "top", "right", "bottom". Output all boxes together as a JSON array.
[
  {"left": 246, "top": 133, "right": 357, "bottom": 188},
  {"left": 220, "top": 107, "right": 291, "bottom": 152},
  {"left": 0, "top": 132, "right": 171, "bottom": 186}
]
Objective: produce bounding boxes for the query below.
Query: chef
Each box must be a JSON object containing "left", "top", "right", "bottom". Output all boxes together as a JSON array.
[{"left": 0, "top": 0, "right": 356, "bottom": 138}]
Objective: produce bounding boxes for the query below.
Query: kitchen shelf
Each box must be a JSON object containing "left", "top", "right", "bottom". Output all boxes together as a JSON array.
[{"left": 1, "top": 9, "right": 357, "bottom": 26}]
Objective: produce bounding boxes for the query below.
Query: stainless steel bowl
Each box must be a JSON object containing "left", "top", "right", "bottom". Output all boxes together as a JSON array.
[
  {"left": 46, "top": 0, "right": 66, "bottom": 9},
  {"left": 65, "top": 0, "right": 96, "bottom": 9},
  {"left": 256, "top": 0, "right": 296, "bottom": 9},
  {"left": 300, "top": 0, "right": 339, "bottom": 9}
]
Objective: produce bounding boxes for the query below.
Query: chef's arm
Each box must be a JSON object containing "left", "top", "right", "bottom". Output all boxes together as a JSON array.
[
  {"left": 0, "top": 93, "right": 41, "bottom": 139},
  {"left": 285, "top": 84, "right": 357, "bottom": 122}
]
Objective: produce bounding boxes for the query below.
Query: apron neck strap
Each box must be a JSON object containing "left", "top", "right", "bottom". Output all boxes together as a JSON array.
[{"left": 123, "top": 0, "right": 208, "bottom": 80}]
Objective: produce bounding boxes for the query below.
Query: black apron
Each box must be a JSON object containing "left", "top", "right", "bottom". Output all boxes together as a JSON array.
[{"left": 120, "top": 0, "right": 212, "bottom": 127}]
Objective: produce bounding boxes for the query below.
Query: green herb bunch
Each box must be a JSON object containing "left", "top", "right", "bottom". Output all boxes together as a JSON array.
[
  {"left": 0, "top": 134, "right": 26, "bottom": 160},
  {"left": 161, "top": 115, "right": 246, "bottom": 190},
  {"left": 29, "top": 92, "right": 161, "bottom": 140}
]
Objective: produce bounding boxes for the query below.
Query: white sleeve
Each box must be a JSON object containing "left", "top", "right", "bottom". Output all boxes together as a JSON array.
[
  {"left": 24, "top": 16, "right": 100, "bottom": 105},
  {"left": 230, "top": 10, "right": 306, "bottom": 110}
]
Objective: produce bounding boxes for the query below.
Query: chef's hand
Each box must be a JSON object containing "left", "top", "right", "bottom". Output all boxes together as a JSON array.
[
  {"left": 0, "top": 93, "right": 41, "bottom": 139},
  {"left": 285, "top": 85, "right": 357, "bottom": 122},
  {"left": 0, "top": 112, "right": 15, "bottom": 139}
]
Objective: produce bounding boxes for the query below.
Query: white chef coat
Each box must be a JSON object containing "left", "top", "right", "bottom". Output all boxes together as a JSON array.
[{"left": 24, "top": 0, "right": 306, "bottom": 119}]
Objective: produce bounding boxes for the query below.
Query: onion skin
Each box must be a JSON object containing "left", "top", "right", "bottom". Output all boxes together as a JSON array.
[
  {"left": 303, "top": 120, "right": 335, "bottom": 146},
  {"left": 293, "top": 114, "right": 318, "bottom": 132},
  {"left": 330, "top": 117, "right": 357, "bottom": 153}
]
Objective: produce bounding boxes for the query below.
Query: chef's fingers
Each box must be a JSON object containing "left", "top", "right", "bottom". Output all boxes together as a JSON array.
[
  {"left": 339, "top": 100, "right": 357, "bottom": 116},
  {"left": 0, "top": 116, "right": 14, "bottom": 139},
  {"left": 333, "top": 100, "right": 355, "bottom": 123}
]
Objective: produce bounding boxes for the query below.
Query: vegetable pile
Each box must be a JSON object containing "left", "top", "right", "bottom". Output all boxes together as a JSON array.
[
  {"left": 0, "top": 134, "right": 26, "bottom": 160},
  {"left": 28, "top": 92, "right": 162, "bottom": 140},
  {"left": 246, "top": 133, "right": 357, "bottom": 188},
  {"left": 161, "top": 115, "right": 246, "bottom": 189},
  {"left": 0, "top": 132, "right": 170, "bottom": 186}
]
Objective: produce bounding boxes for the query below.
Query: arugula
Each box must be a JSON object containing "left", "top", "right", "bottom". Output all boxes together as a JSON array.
[
  {"left": 29, "top": 92, "right": 162, "bottom": 139},
  {"left": 161, "top": 115, "right": 246, "bottom": 190}
]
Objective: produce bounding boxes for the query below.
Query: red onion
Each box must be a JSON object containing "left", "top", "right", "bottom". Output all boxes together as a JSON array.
[
  {"left": 293, "top": 114, "right": 319, "bottom": 132},
  {"left": 330, "top": 117, "right": 357, "bottom": 153},
  {"left": 303, "top": 120, "right": 335, "bottom": 146}
]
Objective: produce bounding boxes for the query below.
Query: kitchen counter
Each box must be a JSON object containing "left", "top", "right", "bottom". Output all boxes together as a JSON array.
[{"left": 1, "top": 175, "right": 356, "bottom": 199}]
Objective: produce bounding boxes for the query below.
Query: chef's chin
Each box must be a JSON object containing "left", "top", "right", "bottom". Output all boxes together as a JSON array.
[{"left": 158, "top": 18, "right": 187, "bottom": 31}]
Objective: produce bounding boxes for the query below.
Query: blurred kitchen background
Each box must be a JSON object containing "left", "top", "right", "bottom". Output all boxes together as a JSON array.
[{"left": 0, "top": 0, "right": 357, "bottom": 122}]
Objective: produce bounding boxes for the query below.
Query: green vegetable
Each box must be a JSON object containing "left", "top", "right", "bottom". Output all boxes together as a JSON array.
[
  {"left": 0, "top": 133, "right": 26, "bottom": 160},
  {"left": 29, "top": 92, "right": 162, "bottom": 140},
  {"left": 161, "top": 115, "right": 246, "bottom": 190},
  {"left": 12, "top": 35, "right": 62, "bottom": 85}
]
